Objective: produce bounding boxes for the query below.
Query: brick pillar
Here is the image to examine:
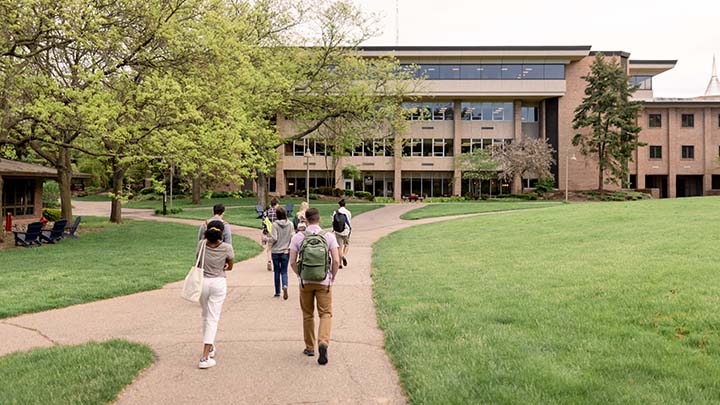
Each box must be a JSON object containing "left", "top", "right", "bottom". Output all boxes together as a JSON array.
[
  {"left": 453, "top": 100, "right": 462, "bottom": 196},
  {"left": 334, "top": 157, "right": 344, "bottom": 189},
  {"left": 393, "top": 136, "right": 402, "bottom": 201},
  {"left": 275, "top": 144, "right": 285, "bottom": 196},
  {"left": 667, "top": 108, "right": 677, "bottom": 198},
  {"left": 703, "top": 107, "right": 712, "bottom": 194},
  {"left": 539, "top": 100, "right": 546, "bottom": 140},
  {"left": 512, "top": 100, "right": 523, "bottom": 193}
]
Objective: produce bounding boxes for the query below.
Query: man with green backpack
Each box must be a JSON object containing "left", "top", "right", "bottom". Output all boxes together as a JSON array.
[{"left": 289, "top": 207, "right": 340, "bottom": 366}]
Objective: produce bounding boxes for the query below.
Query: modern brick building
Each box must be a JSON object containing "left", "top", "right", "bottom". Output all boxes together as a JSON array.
[{"left": 268, "top": 46, "right": 720, "bottom": 199}]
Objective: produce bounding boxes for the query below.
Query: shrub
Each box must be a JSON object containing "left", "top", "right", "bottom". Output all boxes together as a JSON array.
[
  {"left": 333, "top": 188, "right": 344, "bottom": 197},
  {"left": 241, "top": 190, "right": 255, "bottom": 198},
  {"left": 373, "top": 197, "right": 395, "bottom": 203},
  {"left": 154, "top": 208, "right": 184, "bottom": 215},
  {"left": 138, "top": 187, "right": 155, "bottom": 195},
  {"left": 201, "top": 190, "right": 214, "bottom": 199},
  {"left": 42, "top": 208, "right": 62, "bottom": 221},
  {"left": 309, "top": 193, "right": 319, "bottom": 200},
  {"left": 42, "top": 181, "right": 61, "bottom": 208},
  {"left": 534, "top": 177, "right": 555, "bottom": 194},
  {"left": 423, "top": 196, "right": 466, "bottom": 203},
  {"left": 343, "top": 189, "right": 355, "bottom": 197},
  {"left": 355, "top": 191, "right": 373, "bottom": 200}
]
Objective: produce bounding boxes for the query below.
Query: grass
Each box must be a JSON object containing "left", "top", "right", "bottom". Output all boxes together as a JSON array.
[
  {"left": 0, "top": 339, "right": 153, "bottom": 404},
  {"left": 170, "top": 203, "right": 385, "bottom": 229},
  {"left": 0, "top": 217, "right": 262, "bottom": 319},
  {"left": 373, "top": 197, "right": 720, "bottom": 404},
  {"left": 400, "top": 200, "right": 563, "bottom": 220}
]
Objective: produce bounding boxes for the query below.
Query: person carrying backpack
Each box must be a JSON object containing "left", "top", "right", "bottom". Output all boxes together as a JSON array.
[
  {"left": 289, "top": 207, "right": 340, "bottom": 366},
  {"left": 261, "top": 198, "right": 279, "bottom": 272},
  {"left": 293, "top": 201, "right": 309, "bottom": 233},
  {"left": 198, "top": 204, "right": 232, "bottom": 244},
  {"left": 331, "top": 199, "right": 352, "bottom": 269},
  {"left": 268, "top": 207, "right": 294, "bottom": 300}
]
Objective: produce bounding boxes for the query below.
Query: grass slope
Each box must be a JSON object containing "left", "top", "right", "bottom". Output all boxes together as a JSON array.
[
  {"left": 400, "top": 201, "right": 563, "bottom": 220},
  {"left": 0, "top": 217, "right": 261, "bottom": 318},
  {"left": 0, "top": 340, "right": 153, "bottom": 404},
  {"left": 171, "top": 203, "right": 384, "bottom": 229},
  {"left": 374, "top": 197, "right": 720, "bottom": 404}
]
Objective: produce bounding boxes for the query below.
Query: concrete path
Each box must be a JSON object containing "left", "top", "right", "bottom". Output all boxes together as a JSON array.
[{"left": 2, "top": 200, "right": 484, "bottom": 404}]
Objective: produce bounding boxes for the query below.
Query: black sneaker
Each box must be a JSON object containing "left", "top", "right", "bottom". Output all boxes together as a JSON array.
[
  {"left": 342, "top": 257, "right": 347, "bottom": 267},
  {"left": 318, "top": 344, "right": 328, "bottom": 365},
  {"left": 303, "top": 348, "right": 315, "bottom": 357}
]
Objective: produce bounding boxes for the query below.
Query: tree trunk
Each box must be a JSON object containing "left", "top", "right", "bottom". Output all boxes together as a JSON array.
[
  {"left": 191, "top": 172, "right": 201, "bottom": 205},
  {"left": 0, "top": 175, "right": 4, "bottom": 242},
  {"left": 598, "top": 161, "right": 605, "bottom": 196},
  {"left": 57, "top": 147, "right": 74, "bottom": 221},
  {"left": 256, "top": 169, "right": 268, "bottom": 208},
  {"left": 110, "top": 161, "right": 125, "bottom": 223}
]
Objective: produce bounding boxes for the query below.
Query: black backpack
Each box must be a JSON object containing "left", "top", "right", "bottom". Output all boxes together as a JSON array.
[{"left": 332, "top": 211, "right": 347, "bottom": 233}]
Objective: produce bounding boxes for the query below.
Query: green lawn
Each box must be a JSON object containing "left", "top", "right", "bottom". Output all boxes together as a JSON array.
[
  {"left": 0, "top": 217, "right": 262, "bottom": 319},
  {"left": 0, "top": 340, "right": 153, "bottom": 404},
  {"left": 400, "top": 200, "right": 564, "bottom": 220},
  {"left": 171, "top": 203, "right": 385, "bottom": 229},
  {"left": 373, "top": 197, "right": 720, "bottom": 404}
]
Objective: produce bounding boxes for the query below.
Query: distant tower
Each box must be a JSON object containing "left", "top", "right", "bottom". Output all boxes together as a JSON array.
[{"left": 705, "top": 55, "right": 720, "bottom": 97}]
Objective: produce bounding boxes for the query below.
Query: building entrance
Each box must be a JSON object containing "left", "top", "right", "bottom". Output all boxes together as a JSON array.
[
  {"left": 645, "top": 175, "right": 668, "bottom": 198},
  {"left": 676, "top": 175, "right": 703, "bottom": 197}
]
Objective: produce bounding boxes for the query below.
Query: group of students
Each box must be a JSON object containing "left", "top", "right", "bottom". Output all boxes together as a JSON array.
[{"left": 192, "top": 199, "right": 352, "bottom": 369}]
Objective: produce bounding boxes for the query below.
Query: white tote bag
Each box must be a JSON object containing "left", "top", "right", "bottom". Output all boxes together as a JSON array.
[{"left": 181, "top": 240, "right": 206, "bottom": 302}]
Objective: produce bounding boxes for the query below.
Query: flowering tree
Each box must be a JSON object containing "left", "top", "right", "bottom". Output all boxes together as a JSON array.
[{"left": 492, "top": 138, "right": 555, "bottom": 193}]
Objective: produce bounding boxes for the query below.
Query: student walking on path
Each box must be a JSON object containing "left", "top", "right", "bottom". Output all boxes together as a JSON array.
[
  {"left": 332, "top": 199, "right": 352, "bottom": 269},
  {"left": 293, "top": 201, "right": 309, "bottom": 232},
  {"left": 261, "top": 198, "right": 279, "bottom": 272},
  {"left": 197, "top": 204, "right": 232, "bottom": 244},
  {"left": 268, "top": 207, "right": 294, "bottom": 300},
  {"left": 289, "top": 208, "right": 340, "bottom": 365},
  {"left": 197, "top": 220, "right": 235, "bottom": 369}
]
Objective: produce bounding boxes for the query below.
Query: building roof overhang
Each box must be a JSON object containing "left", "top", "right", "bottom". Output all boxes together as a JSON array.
[
  {"left": 358, "top": 45, "right": 592, "bottom": 61},
  {"left": 0, "top": 158, "right": 92, "bottom": 179},
  {"left": 629, "top": 60, "right": 677, "bottom": 76},
  {"left": 642, "top": 96, "right": 720, "bottom": 107}
]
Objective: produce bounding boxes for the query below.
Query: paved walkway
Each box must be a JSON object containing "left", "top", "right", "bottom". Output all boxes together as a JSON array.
[{"left": 2, "top": 200, "right": 488, "bottom": 404}]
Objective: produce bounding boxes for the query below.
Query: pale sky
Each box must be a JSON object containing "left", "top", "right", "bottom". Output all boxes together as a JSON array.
[{"left": 356, "top": 0, "right": 720, "bottom": 98}]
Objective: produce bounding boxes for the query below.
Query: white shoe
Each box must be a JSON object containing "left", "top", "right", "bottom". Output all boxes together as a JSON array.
[
  {"left": 209, "top": 346, "right": 216, "bottom": 358},
  {"left": 199, "top": 358, "right": 216, "bottom": 369}
]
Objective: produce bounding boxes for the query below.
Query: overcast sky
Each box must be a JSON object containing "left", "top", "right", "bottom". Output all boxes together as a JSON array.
[{"left": 356, "top": 0, "right": 720, "bottom": 98}]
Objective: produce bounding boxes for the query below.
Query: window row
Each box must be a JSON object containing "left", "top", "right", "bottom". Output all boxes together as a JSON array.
[
  {"left": 649, "top": 113, "right": 720, "bottom": 128},
  {"left": 352, "top": 139, "right": 394, "bottom": 157},
  {"left": 648, "top": 145, "right": 696, "bottom": 160},
  {"left": 402, "top": 102, "right": 454, "bottom": 120},
  {"left": 287, "top": 139, "right": 395, "bottom": 157},
  {"left": 401, "top": 64, "right": 565, "bottom": 80},
  {"left": 402, "top": 138, "right": 454, "bottom": 157},
  {"left": 460, "top": 102, "right": 514, "bottom": 121},
  {"left": 460, "top": 138, "right": 513, "bottom": 154}
]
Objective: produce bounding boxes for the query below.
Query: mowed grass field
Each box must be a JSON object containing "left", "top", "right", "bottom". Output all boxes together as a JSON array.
[
  {"left": 373, "top": 197, "right": 720, "bottom": 404},
  {"left": 172, "top": 203, "right": 384, "bottom": 229},
  {"left": 0, "top": 340, "right": 154, "bottom": 404},
  {"left": 401, "top": 200, "right": 563, "bottom": 220},
  {"left": 0, "top": 217, "right": 262, "bottom": 318}
]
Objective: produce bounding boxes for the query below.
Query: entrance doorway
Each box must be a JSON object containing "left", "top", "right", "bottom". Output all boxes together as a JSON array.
[
  {"left": 645, "top": 175, "right": 668, "bottom": 198},
  {"left": 676, "top": 175, "right": 703, "bottom": 197},
  {"left": 343, "top": 179, "right": 353, "bottom": 191}
]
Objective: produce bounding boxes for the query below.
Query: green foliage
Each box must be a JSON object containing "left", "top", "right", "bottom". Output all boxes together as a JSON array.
[
  {"left": 309, "top": 193, "right": 319, "bottom": 200},
  {"left": 377, "top": 198, "right": 720, "bottom": 403},
  {"left": 534, "top": 177, "right": 556, "bottom": 194},
  {"left": 342, "top": 165, "right": 362, "bottom": 180},
  {"left": 42, "top": 208, "right": 62, "bottom": 221},
  {"left": 422, "top": 196, "right": 466, "bottom": 203},
  {"left": 354, "top": 190, "right": 373, "bottom": 200},
  {"left": 373, "top": 196, "right": 395, "bottom": 203},
  {"left": 42, "top": 180, "right": 60, "bottom": 208},
  {"left": 573, "top": 53, "right": 644, "bottom": 192},
  {"left": 343, "top": 189, "right": 355, "bottom": 197},
  {"left": 0, "top": 340, "right": 154, "bottom": 404},
  {"left": 154, "top": 208, "right": 183, "bottom": 215}
]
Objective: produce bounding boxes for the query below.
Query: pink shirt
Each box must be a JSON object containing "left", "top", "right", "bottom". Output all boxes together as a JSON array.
[{"left": 289, "top": 224, "right": 339, "bottom": 285}]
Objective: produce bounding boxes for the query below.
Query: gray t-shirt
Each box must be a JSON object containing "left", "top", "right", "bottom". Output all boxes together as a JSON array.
[{"left": 196, "top": 241, "right": 235, "bottom": 278}]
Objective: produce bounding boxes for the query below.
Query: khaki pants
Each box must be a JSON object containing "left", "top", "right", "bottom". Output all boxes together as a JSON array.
[{"left": 299, "top": 283, "right": 333, "bottom": 350}]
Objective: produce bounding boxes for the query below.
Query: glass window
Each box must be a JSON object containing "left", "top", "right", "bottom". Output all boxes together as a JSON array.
[
  {"left": 411, "top": 138, "right": 423, "bottom": 157},
  {"left": 314, "top": 141, "right": 326, "bottom": 156},
  {"left": 461, "top": 139, "right": 472, "bottom": 154},
  {"left": 472, "top": 139, "right": 483, "bottom": 152},
  {"left": 294, "top": 139, "right": 306, "bottom": 157},
  {"left": 439, "top": 65, "right": 460, "bottom": 79},
  {"left": 713, "top": 175, "right": 720, "bottom": 190},
  {"left": 433, "top": 103, "right": 453, "bottom": 120},
  {"left": 445, "top": 139, "right": 454, "bottom": 156},
  {"left": 501, "top": 64, "right": 522, "bottom": 80},
  {"left": 285, "top": 143, "right": 294, "bottom": 156},
  {"left": 432, "top": 138, "right": 445, "bottom": 157},
  {"left": 461, "top": 102, "right": 482, "bottom": 120},
  {"left": 649, "top": 145, "right": 662, "bottom": 159},
  {"left": 648, "top": 114, "right": 662, "bottom": 128},
  {"left": 460, "top": 65, "right": 483, "bottom": 79},
  {"left": 682, "top": 114, "right": 694, "bottom": 128},
  {"left": 544, "top": 65, "right": 565, "bottom": 79},
  {"left": 631, "top": 76, "right": 653, "bottom": 90},
  {"left": 682, "top": 145, "right": 694, "bottom": 159},
  {"left": 521, "top": 106, "right": 538, "bottom": 122},
  {"left": 482, "top": 65, "right": 502, "bottom": 79},
  {"left": 521, "top": 64, "right": 544, "bottom": 79},
  {"left": 422, "top": 139, "right": 433, "bottom": 157},
  {"left": 482, "top": 103, "right": 493, "bottom": 121},
  {"left": 419, "top": 65, "right": 439, "bottom": 80},
  {"left": 482, "top": 138, "right": 493, "bottom": 149},
  {"left": 353, "top": 142, "right": 365, "bottom": 157},
  {"left": 372, "top": 139, "right": 385, "bottom": 157},
  {"left": 2, "top": 179, "right": 35, "bottom": 216}
]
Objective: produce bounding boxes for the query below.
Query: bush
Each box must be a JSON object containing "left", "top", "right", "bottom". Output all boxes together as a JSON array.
[
  {"left": 154, "top": 207, "right": 184, "bottom": 215},
  {"left": 42, "top": 208, "right": 62, "bottom": 221},
  {"left": 343, "top": 189, "right": 355, "bottom": 197},
  {"left": 354, "top": 191, "right": 373, "bottom": 200},
  {"left": 464, "top": 193, "right": 480, "bottom": 200},
  {"left": 42, "top": 181, "right": 61, "bottom": 208},
  {"left": 534, "top": 177, "right": 555, "bottom": 194},
  {"left": 309, "top": 193, "right": 319, "bottom": 200},
  {"left": 373, "top": 197, "right": 395, "bottom": 203},
  {"left": 423, "top": 196, "right": 466, "bottom": 203},
  {"left": 138, "top": 187, "right": 155, "bottom": 195},
  {"left": 242, "top": 190, "right": 255, "bottom": 198},
  {"left": 333, "top": 188, "right": 344, "bottom": 197}
]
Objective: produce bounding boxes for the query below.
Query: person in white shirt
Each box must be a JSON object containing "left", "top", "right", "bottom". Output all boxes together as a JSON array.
[{"left": 331, "top": 199, "right": 352, "bottom": 269}]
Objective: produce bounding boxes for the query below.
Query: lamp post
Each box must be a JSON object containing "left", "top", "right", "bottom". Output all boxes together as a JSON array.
[
  {"left": 304, "top": 148, "right": 313, "bottom": 204},
  {"left": 565, "top": 149, "right": 577, "bottom": 202}
]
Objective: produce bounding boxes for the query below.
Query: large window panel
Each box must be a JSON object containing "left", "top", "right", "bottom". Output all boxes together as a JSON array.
[
  {"left": 422, "top": 138, "right": 433, "bottom": 157},
  {"left": 439, "top": 65, "right": 461, "bottom": 79},
  {"left": 419, "top": 65, "right": 439, "bottom": 80},
  {"left": 501, "top": 64, "right": 522, "bottom": 80},
  {"left": 544, "top": 65, "right": 565, "bottom": 79},
  {"left": 294, "top": 139, "right": 306, "bottom": 156},
  {"left": 521, "top": 64, "right": 544, "bottom": 79},
  {"left": 482, "top": 65, "right": 502, "bottom": 79},
  {"left": 411, "top": 138, "right": 423, "bottom": 157},
  {"left": 460, "top": 65, "right": 483, "bottom": 79},
  {"left": 461, "top": 139, "right": 472, "bottom": 154}
]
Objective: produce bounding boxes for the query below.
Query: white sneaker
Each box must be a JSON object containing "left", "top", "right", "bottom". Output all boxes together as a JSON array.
[
  {"left": 199, "top": 358, "right": 216, "bottom": 369},
  {"left": 209, "top": 346, "right": 216, "bottom": 358}
]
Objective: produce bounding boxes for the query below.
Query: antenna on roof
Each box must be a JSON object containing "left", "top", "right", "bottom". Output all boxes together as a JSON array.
[{"left": 395, "top": 0, "right": 400, "bottom": 46}]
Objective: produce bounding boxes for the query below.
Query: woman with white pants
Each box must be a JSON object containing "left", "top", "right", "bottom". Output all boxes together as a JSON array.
[{"left": 198, "top": 220, "right": 234, "bottom": 369}]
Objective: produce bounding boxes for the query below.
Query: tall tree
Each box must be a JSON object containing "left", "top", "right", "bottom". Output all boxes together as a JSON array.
[
  {"left": 492, "top": 138, "right": 555, "bottom": 193},
  {"left": 456, "top": 149, "right": 498, "bottom": 197},
  {"left": 572, "top": 53, "right": 642, "bottom": 194}
]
